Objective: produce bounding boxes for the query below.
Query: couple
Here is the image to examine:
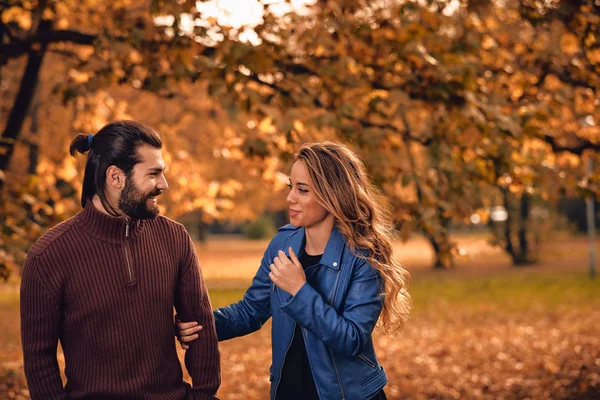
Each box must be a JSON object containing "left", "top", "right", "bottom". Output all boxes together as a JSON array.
[{"left": 20, "top": 120, "right": 412, "bottom": 400}]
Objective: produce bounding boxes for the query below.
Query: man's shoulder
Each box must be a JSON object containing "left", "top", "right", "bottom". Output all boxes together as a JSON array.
[
  {"left": 152, "top": 215, "right": 189, "bottom": 240},
  {"left": 153, "top": 214, "right": 185, "bottom": 230},
  {"left": 28, "top": 214, "right": 80, "bottom": 258}
]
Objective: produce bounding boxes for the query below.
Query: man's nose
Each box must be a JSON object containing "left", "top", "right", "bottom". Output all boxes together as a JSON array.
[{"left": 157, "top": 175, "right": 169, "bottom": 191}]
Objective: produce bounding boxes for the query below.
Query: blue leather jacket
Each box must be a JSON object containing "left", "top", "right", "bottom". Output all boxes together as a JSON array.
[{"left": 214, "top": 225, "right": 388, "bottom": 400}]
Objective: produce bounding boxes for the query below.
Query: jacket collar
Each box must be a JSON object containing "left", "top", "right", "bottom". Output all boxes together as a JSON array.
[
  {"left": 286, "top": 225, "right": 345, "bottom": 270},
  {"left": 76, "top": 201, "right": 146, "bottom": 244}
]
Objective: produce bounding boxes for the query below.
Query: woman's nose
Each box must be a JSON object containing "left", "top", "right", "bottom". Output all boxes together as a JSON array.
[{"left": 286, "top": 191, "right": 296, "bottom": 204}]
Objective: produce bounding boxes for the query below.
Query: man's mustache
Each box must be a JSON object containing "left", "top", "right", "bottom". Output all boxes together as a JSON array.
[{"left": 147, "top": 189, "right": 163, "bottom": 198}]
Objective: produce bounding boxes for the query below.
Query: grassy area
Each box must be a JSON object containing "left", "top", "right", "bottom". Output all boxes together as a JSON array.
[
  {"left": 410, "top": 270, "right": 599, "bottom": 313},
  {"left": 206, "top": 270, "right": 600, "bottom": 314}
]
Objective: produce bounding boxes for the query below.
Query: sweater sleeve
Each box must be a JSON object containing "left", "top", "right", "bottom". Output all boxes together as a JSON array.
[
  {"left": 175, "top": 232, "right": 221, "bottom": 400},
  {"left": 20, "top": 254, "right": 66, "bottom": 400}
]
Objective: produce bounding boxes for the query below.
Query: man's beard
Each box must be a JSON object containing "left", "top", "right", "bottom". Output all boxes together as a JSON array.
[{"left": 119, "top": 179, "right": 162, "bottom": 220}]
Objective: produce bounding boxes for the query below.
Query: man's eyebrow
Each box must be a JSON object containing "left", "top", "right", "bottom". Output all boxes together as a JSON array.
[{"left": 147, "top": 166, "right": 166, "bottom": 173}]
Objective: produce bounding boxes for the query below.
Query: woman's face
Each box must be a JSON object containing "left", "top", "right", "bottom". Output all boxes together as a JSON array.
[{"left": 286, "top": 160, "right": 332, "bottom": 229}]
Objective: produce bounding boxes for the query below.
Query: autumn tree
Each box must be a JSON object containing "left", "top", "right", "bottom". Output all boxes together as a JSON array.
[
  {"left": 2, "top": 0, "right": 599, "bottom": 276},
  {"left": 464, "top": 0, "right": 600, "bottom": 263},
  {"left": 187, "top": 0, "right": 599, "bottom": 267},
  {"left": 0, "top": 0, "right": 277, "bottom": 279}
]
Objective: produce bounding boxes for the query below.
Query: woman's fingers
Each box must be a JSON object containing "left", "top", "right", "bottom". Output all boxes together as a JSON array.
[
  {"left": 273, "top": 254, "right": 285, "bottom": 269},
  {"left": 181, "top": 324, "right": 203, "bottom": 337},
  {"left": 269, "top": 263, "right": 279, "bottom": 276},
  {"left": 181, "top": 333, "right": 200, "bottom": 343},
  {"left": 288, "top": 247, "right": 301, "bottom": 267},
  {"left": 276, "top": 250, "right": 292, "bottom": 265},
  {"left": 179, "top": 340, "right": 190, "bottom": 350},
  {"left": 178, "top": 321, "right": 198, "bottom": 330}
]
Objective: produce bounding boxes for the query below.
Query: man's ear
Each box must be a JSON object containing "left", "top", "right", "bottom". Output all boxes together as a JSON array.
[{"left": 106, "top": 165, "right": 126, "bottom": 190}]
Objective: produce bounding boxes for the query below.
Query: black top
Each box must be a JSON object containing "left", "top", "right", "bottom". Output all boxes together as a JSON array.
[{"left": 275, "top": 251, "right": 387, "bottom": 400}]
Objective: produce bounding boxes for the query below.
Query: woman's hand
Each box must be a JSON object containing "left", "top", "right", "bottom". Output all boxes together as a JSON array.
[
  {"left": 176, "top": 320, "right": 203, "bottom": 350},
  {"left": 269, "top": 247, "right": 306, "bottom": 296}
]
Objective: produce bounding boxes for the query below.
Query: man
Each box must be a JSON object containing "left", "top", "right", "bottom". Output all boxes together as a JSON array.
[{"left": 20, "top": 120, "right": 220, "bottom": 400}]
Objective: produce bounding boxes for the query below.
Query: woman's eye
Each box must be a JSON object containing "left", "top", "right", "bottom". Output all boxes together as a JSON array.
[
  {"left": 298, "top": 188, "right": 308, "bottom": 194},
  {"left": 286, "top": 183, "right": 292, "bottom": 190}
]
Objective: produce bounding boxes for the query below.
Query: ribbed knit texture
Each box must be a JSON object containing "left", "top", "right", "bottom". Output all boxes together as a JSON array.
[{"left": 20, "top": 202, "right": 220, "bottom": 400}]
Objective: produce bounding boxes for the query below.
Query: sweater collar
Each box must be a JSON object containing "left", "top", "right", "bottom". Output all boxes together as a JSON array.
[{"left": 76, "top": 201, "right": 146, "bottom": 244}]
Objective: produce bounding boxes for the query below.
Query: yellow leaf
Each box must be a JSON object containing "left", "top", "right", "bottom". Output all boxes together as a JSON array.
[
  {"left": 293, "top": 120, "right": 305, "bottom": 133},
  {"left": 57, "top": 18, "right": 69, "bottom": 30},
  {"left": 560, "top": 33, "right": 579, "bottom": 57},
  {"left": 207, "top": 181, "right": 220, "bottom": 197},
  {"left": 129, "top": 50, "right": 143, "bottom": 64},
  {"left": 2, "top": 7, "right": 31, "bottom": 30},
  {"left": 258, "top": 117, "right": 276, "bottom": 134},
  {"left": 481, "top": 35, "right": 497, "bottom": 50}
]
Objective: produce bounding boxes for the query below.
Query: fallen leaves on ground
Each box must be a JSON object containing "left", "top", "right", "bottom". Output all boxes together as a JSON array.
[{"left": 2, "top": 307, "right": 599, "bottom": 399}]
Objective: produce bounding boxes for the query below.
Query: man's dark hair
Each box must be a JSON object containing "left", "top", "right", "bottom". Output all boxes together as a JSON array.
[{"left": 69, "top": 120, "right": 162, "bottom": 216}]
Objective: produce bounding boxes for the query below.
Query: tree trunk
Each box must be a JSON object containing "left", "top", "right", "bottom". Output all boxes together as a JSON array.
[
  {"left": 429, "top": 236, "right": 443, "bottom": 268},
  {"left": 514, "top": 192, "right": 533, "bottom": 265},
  {"left": 501, "top": 188, "right": 519, "bottom": 263},
  {"left": 423, "top": 228, "right": 453, "bottom": 269},
  {"left": 501, "top": 189, "right": 534, "bottom": 266},
  {"left": 518, "top": 193, "right": 530, "bottom": 255},
  {"left": 28, "top": 86, "right": 40, "bottom": 174},
  {"left": 0, "top": 20, "right": 50, "bottom": 190}
]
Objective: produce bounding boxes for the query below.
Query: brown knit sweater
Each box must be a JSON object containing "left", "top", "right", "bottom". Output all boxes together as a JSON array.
[{"left": 20, "top": 202, "right": 220, "bottom": 400}]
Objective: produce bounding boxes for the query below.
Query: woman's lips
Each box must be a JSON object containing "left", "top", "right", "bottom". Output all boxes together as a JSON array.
[{"left": 289, "top": 210, "right": 300, "bottom": 217}]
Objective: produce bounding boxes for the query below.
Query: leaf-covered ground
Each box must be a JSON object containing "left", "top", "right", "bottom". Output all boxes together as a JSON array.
[{"left": 1, "top": 234, "right": 599, "bottom": 399}]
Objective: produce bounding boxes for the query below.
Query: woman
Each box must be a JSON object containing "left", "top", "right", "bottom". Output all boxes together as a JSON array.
[{"left": 179, "top": 142, "right": 412, "bottom": 400}]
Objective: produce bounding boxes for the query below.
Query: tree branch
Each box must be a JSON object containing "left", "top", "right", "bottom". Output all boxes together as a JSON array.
[
  {"left": 0, "top": 29, "right": 96, "bottom": 62},
  {"left": 543, "top": 135, "right": 600, "bottom": 155}
]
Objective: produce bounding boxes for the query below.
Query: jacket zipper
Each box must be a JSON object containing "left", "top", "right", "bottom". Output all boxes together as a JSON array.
[
  {"left": 328, "top": 348, "right": 346, "bottom": 400},
  {"left": 124, "top": 219, "right": 133, "bottom": 284},
  {"left": 328, "top": 271, "right": 345, "bottom": 399},
  {"left": 358, "top": 354, "right": 377, "bottom": 368},
  {"left": 302, "top": 327, "right": 325, "bottom": 400},
  {"left": 328, "top": 269, "right": 341, "bottom": 304},
  {"left": 273, "top": 322, "right": 297, "bottom": 398}
]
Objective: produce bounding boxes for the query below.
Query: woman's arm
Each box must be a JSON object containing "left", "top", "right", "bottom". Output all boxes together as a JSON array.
[
  {"left": 212, "top": 246, "right": 274, "bottom": 340},
  {"left": 178, "top": 239, "right": 280, "bottom": 345}
]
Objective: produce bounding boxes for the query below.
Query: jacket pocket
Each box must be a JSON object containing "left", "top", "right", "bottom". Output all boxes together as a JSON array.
[
  {"left": 357, "top": 354, "right": 377, "bottom": 368},
  {"left": 359, "top": 366, "right": 388, "bottom": 399}
]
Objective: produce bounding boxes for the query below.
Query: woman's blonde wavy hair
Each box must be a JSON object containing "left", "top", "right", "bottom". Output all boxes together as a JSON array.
[{"left": 296, "top": 141, "right": 412, "bottom": 335}]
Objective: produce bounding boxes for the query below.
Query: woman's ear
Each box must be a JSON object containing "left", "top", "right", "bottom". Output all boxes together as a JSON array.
[{"left": 106, "top": 165, "right": 125, "bottom": 190}]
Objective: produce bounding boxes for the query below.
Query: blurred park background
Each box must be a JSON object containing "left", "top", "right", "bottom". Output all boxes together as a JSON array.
[{"left": 1, "top": 0, "right": 599, "bottom": 398}]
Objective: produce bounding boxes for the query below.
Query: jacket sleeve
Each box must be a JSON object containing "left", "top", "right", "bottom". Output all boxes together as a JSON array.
[
  {"left": 280, "top": 258, "right": 383, "bottom": 357},
  {"left": 175, "top": 231, "right": 221, "bottom": 400},
  {"left": 212, "top": 241, "right": 275, "bottom": 341},
  {"left": 20, "top": 255, "right": 66, "bottom": 400}
]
